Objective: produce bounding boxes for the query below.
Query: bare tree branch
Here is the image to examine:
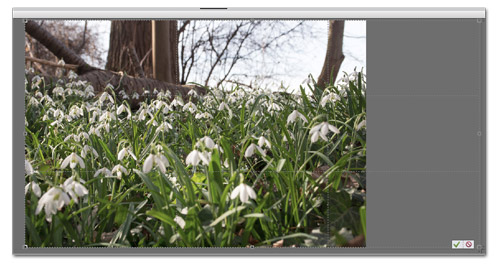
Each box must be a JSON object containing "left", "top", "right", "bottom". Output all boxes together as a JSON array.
[
  {"left": 75, "top": 21, "right": 88, "bottom": 54},
  {"left": 126, "top": 44, "right": 145, "bottom": 78}
]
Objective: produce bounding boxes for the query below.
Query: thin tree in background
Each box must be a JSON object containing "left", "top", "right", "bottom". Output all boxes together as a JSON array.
[{"left": 317, "top": 20, "right": 345, "bottom": 88}]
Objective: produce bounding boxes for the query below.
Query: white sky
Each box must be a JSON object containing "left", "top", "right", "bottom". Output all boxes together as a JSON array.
[{"left": 87, "top": 20, "right": 365, "bottom": 90}]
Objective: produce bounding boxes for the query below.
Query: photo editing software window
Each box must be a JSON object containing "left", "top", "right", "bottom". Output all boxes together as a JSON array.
[{"left": 12, "top": 7, "right": 486, "bottom": 255}]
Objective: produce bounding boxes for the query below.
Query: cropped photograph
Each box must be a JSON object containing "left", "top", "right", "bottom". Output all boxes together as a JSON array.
[{"left": 23, "top": 19, "right": 366, "bottom": 248}]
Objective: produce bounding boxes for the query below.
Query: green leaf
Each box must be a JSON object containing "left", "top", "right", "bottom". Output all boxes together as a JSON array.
[
  {"left": 147, "top": 209, "right": 177, "bottom": 227},
  {"left": 210, "top": 205, "right": 246, "bottom": 227},
  {"left": 207, "top": 150, "right": 224, "bottom": 203},
  {"left": 360, "top": 205, "right": 366, "bottom": 237},
  {"left": 191, "top": 172, "right": 206, "bottom": 183},
  {"left": 243, "top": 213, "right": 271, "bottom": 222}
]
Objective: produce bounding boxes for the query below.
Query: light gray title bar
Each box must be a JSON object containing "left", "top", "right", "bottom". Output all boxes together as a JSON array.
[{"left": 13, "top": 7, "right": 485, "bottom": 19}]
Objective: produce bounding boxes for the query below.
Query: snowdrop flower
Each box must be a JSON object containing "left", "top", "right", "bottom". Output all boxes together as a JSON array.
[
  {"left": 153, "top": 100, "right": 167, "bottom": 110},
  {"left": 164, "top": 90, "right": 172, "bottom": 99},
  {"left": 267, "top": 102, "right": 282, "bottom": 112},
  {"left": 117, "top": 104, "right": 128, "bottom": 115},
  {"left": 213, "top": 144, "right": 224, "bottom": 153},
  {"left": 156, "top": 122, "right": 173, "bottom": 133},
  {"left": 64, "top": 134, "right": 79, "bottom": 142},
  {"left": 320, "top": 92, "right": 340, "bottom": 107},
  {"left": 217, "top": 102, "right": 233, "bottom": 118},
  {"left": 94, "top": 167, "right": 112, "bottom": 178},
  {"left": 183, "top": 101, "right": 197, "bottom": 113},
  {"left": 137, "top": 109, "right": 148, "bottom": 121},
  {"left": 112, "top": 165, "right": 129, "bottom": 180},
  {"left": 187, "top": 89, "right": 198, "bottom": 97},
  {"left": 61, "top": 152, "right": 85, "bottom": 169},
  {"left": 287, "top": 110, "right": 308, "bottom": 124},
  {"left": 68, "top": 70, "right": 78, "bottom": 80},
  {"left": 258, "top": 136, "right": 271, "bottom": 149},
  {"left": 89, "top": 126, "right": 102, "bottom": 138},
  {"left": 81, "top": 145, "right": 98, "bottom": 158},
  {"left": 63, "top": 176, "right": 88, "bottom": 203},
  {"left": 34, "top": 91, "right": 43, "bottom": 98},
  {"left": 162, "top": 105, "right": 171, "bottom": 114},
  {"left": 99, "top": 92, "right": 114, "bottom": 104},
  {"left": 197, "top": 136, "right": 215, "bottom": 149},
  {"left": 132, "top": 92, "right": 140, "bottom": 100},
  {"left": 25, "top": 182, "right": 41, "bottom": 197},
  {"left": 218, "top": 102, "right": 229, "bottom": 111},
  {"left": 146, "top": 117, "right": 158, "bottom": 126},
  {"left": 52, "top": 108, "right": 64, "bottom": 119},
  {"left": 98, "top": 122, "right": 110, "bottom": 133},
  {"left": 186, "top": 150, "right": 210, "bottom": 166},
  {"left": 99, "top": 111, "right": 116, "bottom": 122},
  {"left": 117, "top": 146, "right": 138, "bottom": 161},
  {"left": 36, "top": 187, "right": 70, "bottom": 222},
  {"left": 68, "top": 105, "right": 84, "bottom": 119},
  {"left": 302, "top": 76, "right": 313, "bottom": 85},
  {"left": 29, "top": 97, "right": 39, "bottom": 107},
  {"left": 244, "top": 143, "right": 266, "bottom": 158},
  {"left": 310, "top": 122, "right": 340, "bottom": 143},
  {"left": 170, "top": 98, "right": 184, "bottom": 107},
  {"left": 41, "top": 95, "right": 54, "bottom": 105},
  {"left": 195, "top": 112, "right": 213, "bottom": 119},
  {"left": 79, "top": 131, "right": 90, "bottom": 141},
  {"left": 174, "top": 216, "right": 186, "bottom": 228},
  {"left": 356, "top": 119, "right": 366, "bottom": 131},
  {"left": 230, "top": 183, "right": 257, "bottom": 203},
  {"left": 25, "top": 160, "right": 34, "bottom": 176},
  {"left": 143, "top": 153, "right": 170, "bottom": 173},
  {"left": 349, "top": 70, "right": 362, "bottom": 81},
  {"left": 32, "top": 75, "right": 43, "bottom": 88},
  {"left": 52, "top": 86, "right": 65, "bottom": 97},
  {"left": 84, "top": 85, "right": 94, "bottom": 93}
]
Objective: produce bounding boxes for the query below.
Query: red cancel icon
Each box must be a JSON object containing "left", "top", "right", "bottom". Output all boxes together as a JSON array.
[{"left": 465, "top": 241, "right": 473, "bottom": 248}]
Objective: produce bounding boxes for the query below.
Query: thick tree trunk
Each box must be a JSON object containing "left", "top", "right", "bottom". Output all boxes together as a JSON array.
[
  {"left": 317, "top": 20, "right": 345, "bottom": 88},
  {"left": 106, "top": 21, "right": 153, "bottom": 78},
  {"left": 152, "top": 20, "right": 179, "bottom": 84}
]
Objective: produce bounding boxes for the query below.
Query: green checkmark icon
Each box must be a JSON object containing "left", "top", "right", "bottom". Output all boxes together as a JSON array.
[{"left": 453, "top": 241, "right": 460, "bottom": 248}]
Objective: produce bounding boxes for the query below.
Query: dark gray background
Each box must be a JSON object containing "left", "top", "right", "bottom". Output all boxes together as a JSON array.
[{"left": 12, "top": 16, "right": 486, "bottom": 255}]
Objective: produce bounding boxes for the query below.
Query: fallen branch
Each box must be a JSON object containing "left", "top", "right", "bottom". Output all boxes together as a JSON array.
[{"left": 25, "top": 56, "right": 79, "bottom": 70}]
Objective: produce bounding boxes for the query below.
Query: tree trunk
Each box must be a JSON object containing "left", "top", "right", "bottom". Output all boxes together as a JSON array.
[
  {"left": 106, "top": 21, "right": 153, "bottom": 78},
  {"left": 152, "top": 20, "right": 179, "bottom": 84},
  {"left": 317, "top": 20, "right": 345, "bottom": 88}
]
